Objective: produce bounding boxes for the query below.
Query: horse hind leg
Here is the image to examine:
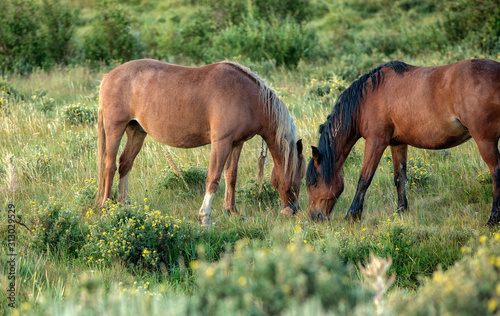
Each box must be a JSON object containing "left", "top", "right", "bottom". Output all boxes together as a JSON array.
[
  {"left": 390, "top": 144, "right": 408, "bottom": 213},
  {"left": 474, "top": 138, "right": 500, "bottom": 226},
  {"left": 223, "top": 143, "right": 244, "bottom": 215},
  {"left": 101, "top": 123, "right": 128, "bottom": 207},
  {"left": 199, "top": 140, "right": 233, "bottom": 226},
  {"left": 118, "top": 121, "right": 147, "bottom": 204}
]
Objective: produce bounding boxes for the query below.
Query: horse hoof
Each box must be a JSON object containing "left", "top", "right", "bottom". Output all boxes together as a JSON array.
[
  {"left": 281, "top": 207, "right": 295, "bottom": 216},
  {"left": 199, "top": 215, "right": 211, "bottom": 226},
  {"left": 485, "top": 219, "right": 499, "bottom": 227},
  {"left": 345, "top": 211, "right": 361, "bottom": 222}
]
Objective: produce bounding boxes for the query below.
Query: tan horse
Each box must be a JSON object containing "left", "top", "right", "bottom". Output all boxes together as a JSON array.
[
  {"left": 96, "top": 59, "right": 306, "bottom": 225},
  {"left": 306, "top": 59, "right": 500, "bottom": 226}
]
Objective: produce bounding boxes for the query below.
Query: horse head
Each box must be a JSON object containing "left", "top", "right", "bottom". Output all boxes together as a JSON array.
[
  {"left": 271, "top": 139, "right": 306, "bottom": 215},
  {"left": 306, "top": 146, "right": 344, "bottom": 220}
]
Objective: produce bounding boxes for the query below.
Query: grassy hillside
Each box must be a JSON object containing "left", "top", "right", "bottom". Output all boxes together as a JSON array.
[{"left": 1, "top": 0, "right": 500, "bottom": 315}]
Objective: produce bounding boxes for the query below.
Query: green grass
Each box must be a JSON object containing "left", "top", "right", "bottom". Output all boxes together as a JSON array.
[
  {"left": 1, "top": 0, "right": 500, "bottom": 314},
  {"left": 2, "top": 58, "right": 499, "bottom": 314}
]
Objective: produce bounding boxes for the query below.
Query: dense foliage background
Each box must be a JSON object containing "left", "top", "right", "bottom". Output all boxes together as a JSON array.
[
  {"left": 1, "top": 0, "right": 498, "bottom": 74},
  {"left": 1, "top": 0, "right": 499, "bottom": 315}
]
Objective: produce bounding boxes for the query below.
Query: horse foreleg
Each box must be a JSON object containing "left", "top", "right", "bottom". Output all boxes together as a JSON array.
[
  {"left": 346, "top": 138, "right": 387, "bottom": 221},
  {"left": 224, "top": 143, "right": 244, "bottom": 215},
  {"left": 390, "top": 144, "right": 408, "bottom": 213},
  {"left": 199, "top": 141, "right": 232, "bottom": 226},
  {"left": 475, "top": 139, "right": 500, "bottom": 226}
]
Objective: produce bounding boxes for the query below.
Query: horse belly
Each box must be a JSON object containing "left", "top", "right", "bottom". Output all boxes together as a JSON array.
[
  {"left": 393, "top": 117, "right": 471, "bottom": 150},
  {"left": 140, "top": 120, "right": 211, "bottom": 149}
]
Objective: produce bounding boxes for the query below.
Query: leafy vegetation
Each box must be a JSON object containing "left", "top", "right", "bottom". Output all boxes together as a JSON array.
[{"left": 0, "top": 0, "right": 499, "bottom": 315}]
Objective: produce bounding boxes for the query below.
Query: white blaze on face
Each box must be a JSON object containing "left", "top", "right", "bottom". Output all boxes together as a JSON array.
[{"left": 199, "top": 193, "right": 215, "bottom": 221}]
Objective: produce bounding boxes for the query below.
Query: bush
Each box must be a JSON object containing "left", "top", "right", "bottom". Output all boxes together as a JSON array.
[
  {"left": 159, "top": 9, "right": 217, "bottom": 64},
  {"left": 190, "top": 239, "right": 370, "bottom": 315},
  {"left": 406, "top": 157, "right": 432, "bottom": 190},
  {"left": 306, "top": 76, "right": 347, "bottom": 106},
  {"left": 440, "top": 0, "right": 500, "bottom": 53},
  {"left": 392, "top": 234, "right": 500, "bottom": 315},
  {"left": 0, "top": 0, "right": 77, "bottom": 74},
  {"left": 157, "top": 166, "right": 207, "bottom": 196},
  {"left": 203, "top": 0, "right": 311, "bottom": 25},
  {"left": 339, "top": 224, "right": 471, "bottom": 289},
  {"left": 22, "top": 152, "right": 52, "bottom": 182},
  {"left": 237, "top": 180, "right": 281, "bottom": 207},
  {"left": 63, "top": 103, "right": 98, "bottom": 125},
  {"left": 0, "top": 79, "right": 24, "bottom": 110},
  {"left": 0, "top": 0, "right": 45, "bottom": 74},
  {"left": 214, "top": 16, "right": 318, "bottom": 68},
  {"left": 39, "top": 0, "right": 78, "bottom": 65},
  {"left": 81, "top": 202, "right": 199, "bottom": 272},
  {"left": 83, "top": 0, "right": 144, "bottom": 64},
  {"left": 29, "top": 198, "right": 88, "bottom": 255},
  {"left": 73, "top": 178, "right": 99, "bottom": 209}
]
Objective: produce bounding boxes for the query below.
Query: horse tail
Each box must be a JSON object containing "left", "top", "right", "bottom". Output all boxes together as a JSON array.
[
  {"left": 95, "top": 105, "right": 107, "bottom": 208},
  {"left": 257, "top": 139, "right": 268, "bottom": 193}
]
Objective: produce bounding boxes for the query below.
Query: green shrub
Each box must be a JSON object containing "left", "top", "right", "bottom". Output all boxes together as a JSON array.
[
  {"left": 190, "top": 239, "right": 370, "bottom": 315},
  {"left": 202, "top": 0, "right": 249, "bottom": 26},
  {"left": 22, "top": 152, "right": 52, "bottom": 182},
  {"left": 0, "top": 0, "right": 77, "bottom": 74},
  {"left": 81, "top": 202, "right": 199, "bottom": 272},
  {"left": 73, "top": 178, "right": 99, "bottom": 210},
  {"left": 29, "top": 198, "right": 88, "bottom": 255},
  {"left": 66, "top": 131, "right": 96, "bottom": 158},
  {"left": 29, "top": 90, "right": 56, "bottom": 113},
  {"left": 253, "top": 0, "right": 312, "bottom": 23},
  {"left": 157, "top": 166, "right": 207, "bottom": 196},
  {"left": 237, "top": 180, "right": 281, "bottom": 207},
  {"left": 63, "top": 103, "right": 98, "bottom": 125},
  {"left": 214, "top": 16, "right": 318, "bottom": 68},
  {"left": 306, "top": 76, "right": 347, "bottom": 106},
  {"left": 202, "top": 0, "right": 311, "bottom": 25},
  {"left": 407, "top": 157, "right": 432, "bottom": 190},
  {"left": 440, "top": 0, "right": 500, "bottom": 53},
  {"left": 392, "top": 234, "right": 500, "bottom": 315},
  {"left": 159, "top": 9, "right": 217, "bottom": 63},
  {"left": 83, "top": 0, "right": 144, "bottom": 64},
  {"left": 339, "top": 224, "right": 471, "bottom": 289},
  {"left": 39, "top": 0, "right": 78, "bottom": 65},
  {"left": 478, "top": 170, "right": 493, "bottom": 185},
  {"left": 0, "top": 0, "right": 45, "bottom": 74},
  {"left": 0, "top": 79, "right": 24, "bottom": 110}
]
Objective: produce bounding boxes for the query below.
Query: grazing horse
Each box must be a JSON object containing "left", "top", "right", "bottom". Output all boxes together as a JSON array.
[
  {"left": 96, "top": 59, "right": 306, "bottom": 225},
  {"left": 306, "top": 59, "right": 500, "bottom": 226}
]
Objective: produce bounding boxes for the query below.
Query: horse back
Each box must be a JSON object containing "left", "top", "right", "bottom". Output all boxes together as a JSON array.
[
  {"left": 98, "top": 59, "right": 265, "bottom": 148},
  {"left": 361, "top": 59, "right": 500, "bottom": 149}
]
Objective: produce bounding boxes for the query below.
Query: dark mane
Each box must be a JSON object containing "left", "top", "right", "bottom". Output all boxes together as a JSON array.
[{"left": 306, "top": 61, "right": 410, "bottom": 186}]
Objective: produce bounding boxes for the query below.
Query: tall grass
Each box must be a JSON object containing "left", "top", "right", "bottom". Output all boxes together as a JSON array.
[{"left": 1, "top": 0, "right": 500, "bottom": 314}]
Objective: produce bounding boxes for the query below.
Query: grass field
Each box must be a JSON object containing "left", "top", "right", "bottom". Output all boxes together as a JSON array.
[{"left": 1, "top": 0, "right": 500, "bottom": 315}]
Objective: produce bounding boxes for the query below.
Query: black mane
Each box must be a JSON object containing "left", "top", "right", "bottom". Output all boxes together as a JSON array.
[{"left": 306, "top": 61, "right": 410, "bottom": 187}]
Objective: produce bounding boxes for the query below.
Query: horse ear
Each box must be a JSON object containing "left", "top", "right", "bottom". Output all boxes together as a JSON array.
[
  {"left": 296, "top": 139, "right": 303, "bottom": 155},
  {"left": 311, "top": 146, "right": 321, "bottom": 164}
]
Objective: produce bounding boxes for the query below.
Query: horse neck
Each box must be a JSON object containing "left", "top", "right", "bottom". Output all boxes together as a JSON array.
[
  {"left": 262, "top": 132, "right": 295, "bottom": 174},
  {"left": 332, "top": 119, "right": 360, "bottom": 171}
]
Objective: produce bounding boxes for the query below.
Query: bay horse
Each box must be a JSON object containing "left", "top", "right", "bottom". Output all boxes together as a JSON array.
[
  {"left": 306, "top": 59, "right": 500, "bottom": 226},
  {"left": 96, "top": 59, "right": 305, "bottom": 225}
]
